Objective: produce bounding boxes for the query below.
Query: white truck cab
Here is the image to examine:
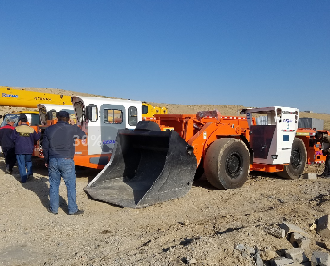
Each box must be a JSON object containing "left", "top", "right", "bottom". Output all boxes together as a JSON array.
[
  {"left": 244, "top": 106, "right": 299, "bottom": 165},
  {"left": 71, "top": 96, "right": 142, "bottom": 165}
]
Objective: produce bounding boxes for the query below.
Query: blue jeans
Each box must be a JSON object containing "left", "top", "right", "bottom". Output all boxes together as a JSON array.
[
  {"left": 48, "top": 158, "right": 78, "bottom": 214},
  {"left": 16, "top": 154, "right": 33, "bottom": 183}
]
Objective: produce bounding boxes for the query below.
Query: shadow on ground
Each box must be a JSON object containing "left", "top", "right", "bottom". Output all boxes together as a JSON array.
[{"left": 0, "top": 157, "right": 100, "bottom": 214}]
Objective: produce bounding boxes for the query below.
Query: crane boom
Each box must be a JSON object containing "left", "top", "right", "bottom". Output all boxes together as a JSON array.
[{"left": 0, "top": 86, "right": 72, "bottom": 108}]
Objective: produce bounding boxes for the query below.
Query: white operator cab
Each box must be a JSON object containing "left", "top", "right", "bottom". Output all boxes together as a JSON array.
[
  {"left": 71, "top": 96, "right": 142, "bottom": 157},
  {"left": 38, "top": 104, "right": 75, "bottom": 125},
  {"left": 244, "top": 106, "right": 299, "bottom": 165}
]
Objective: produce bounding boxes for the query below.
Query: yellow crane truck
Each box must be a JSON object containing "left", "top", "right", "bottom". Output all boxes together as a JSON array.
[
  {"left": 0, "top": 87, "right": 167, "bottom": 126},
  {"left": 0, "top": 86, "right": 72, "bottom": 127}
]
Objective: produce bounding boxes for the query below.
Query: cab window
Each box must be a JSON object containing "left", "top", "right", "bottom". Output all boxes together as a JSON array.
[
  {"left": 128, "top": 106, "right": 138, "bottom": 126},
  {"left": 142, "top": 105, "right": 148, "bottom": 115},
  {"left": 104, "top": 109, "right": 123, "bottom": 124},
  {"left": 30, "top": 114, "right": 40, "bottom": 126}
]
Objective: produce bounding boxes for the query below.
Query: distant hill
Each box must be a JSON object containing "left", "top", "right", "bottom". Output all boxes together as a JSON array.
[{"left": 1, "top": 86, "right": 329, "bottom": 130}]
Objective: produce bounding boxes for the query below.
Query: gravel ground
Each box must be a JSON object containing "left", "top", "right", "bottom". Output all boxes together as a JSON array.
[
  {"left": 0, "top": 88, "right": 329, "bottom": 265},
  {"left": 0, "top": 155, "right": 329, "bottom": 266}
]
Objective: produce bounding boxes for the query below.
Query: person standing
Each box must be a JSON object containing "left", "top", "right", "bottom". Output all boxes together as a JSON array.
[
  {"left": 42, "top": 111, "right": 86, "bottom": 215},
  {"left": 11, "top": 114, "right": 40, "bottom": 183},
  {"left": 0, "top": 118, "right": 16, "bottom": 174},
  {"left": 319, "top": 133, "right": 330, "bottom": 178}
]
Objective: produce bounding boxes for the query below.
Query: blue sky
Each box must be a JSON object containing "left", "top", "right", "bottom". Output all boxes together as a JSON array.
[{"left": 1, "top": 1, "right": 329, "bottom": 113}]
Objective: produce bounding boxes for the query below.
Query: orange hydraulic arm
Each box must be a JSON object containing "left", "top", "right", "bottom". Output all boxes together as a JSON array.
[{"left": 154, "top": 113, "right": 252, "bottom": 166}]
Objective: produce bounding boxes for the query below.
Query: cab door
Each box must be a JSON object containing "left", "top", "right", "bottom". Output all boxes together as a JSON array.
[{"left": 87, "top": 104, "right": 126, "bottom": 155}]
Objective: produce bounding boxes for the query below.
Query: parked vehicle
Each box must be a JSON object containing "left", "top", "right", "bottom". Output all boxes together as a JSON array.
[{"left": 85, "top": 106, "right": 323, "bottom": 208}]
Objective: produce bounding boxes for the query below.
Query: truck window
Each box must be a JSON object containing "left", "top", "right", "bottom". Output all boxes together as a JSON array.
[
  {"left": 128, "top": 106, "right": 138, "bottom": 126},
  {"left": 30, "top": 114, "right": 40, "bottom": 126},
  {"left": 1, "top": 114, "right": 20, "bottom": 127},
  {"left": 142, "top": 105, "right": 148, "bottom": 115},
  {"left": 104, "top": 109, "right": 123, "bottom": 124}
]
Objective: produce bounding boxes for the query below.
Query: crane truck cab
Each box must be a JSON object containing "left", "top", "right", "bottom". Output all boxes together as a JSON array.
[
  {"left": 71, "top": 96, "right": 142, "bottom": 169},
  {"left": 0, "top": 111, "right": 40, "bottom": 128}
]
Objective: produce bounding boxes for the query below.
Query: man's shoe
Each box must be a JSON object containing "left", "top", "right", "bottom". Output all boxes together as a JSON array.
[
  {"left": 69, "top": 209, "right": 84, "bottom": 215},
  {"left": 27, "top": 175, "right": 33, "bottom": 181},
  {"left": 47, "top": 207, "right": 58, "bottom": 215},
  {"left": 5, "top": 169, "right": 10, "bottom": 174}
]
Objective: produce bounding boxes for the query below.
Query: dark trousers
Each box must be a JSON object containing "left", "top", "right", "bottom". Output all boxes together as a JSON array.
[
  {"left": 2, "top": 147, "right": 16, "bottom": 172},
  {"left": 325, "top": 155, "right": 330, "bottom": 176}
]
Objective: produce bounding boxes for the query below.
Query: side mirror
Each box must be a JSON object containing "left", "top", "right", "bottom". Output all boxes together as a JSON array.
[{"left": 86, "top": 104, "right": 98, "bottom": 122}]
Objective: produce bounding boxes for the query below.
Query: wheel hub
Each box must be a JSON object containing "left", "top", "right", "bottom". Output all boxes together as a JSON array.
[
  {"left": 226, "top": 152, "right": 242, "bottom": 178},
  {"left": 291, "top": 149, "right": 301, "bottom": 169}
]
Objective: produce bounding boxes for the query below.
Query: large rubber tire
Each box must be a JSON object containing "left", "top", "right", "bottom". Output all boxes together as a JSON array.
[
  {"left": 204, "top": 138, "right": 250, "bottom": 189},
  {"left": 277, "top": 138, "right": 307, "bottom": 180}
]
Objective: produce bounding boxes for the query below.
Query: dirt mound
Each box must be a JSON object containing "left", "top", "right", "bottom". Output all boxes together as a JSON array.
[{"left": 2, "top": 87, "right": 329, "bottom": 130}]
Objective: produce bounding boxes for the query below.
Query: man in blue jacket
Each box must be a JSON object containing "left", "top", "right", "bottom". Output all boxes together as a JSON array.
[
  {"left": 0, "top": 118, "right": 16, "bottom": 174},
  {"left": 11, "top": 114, "right": 40, "bottom": 183},
  {"left": 42, "top": 111, "right": 86, "bottom": 215}
]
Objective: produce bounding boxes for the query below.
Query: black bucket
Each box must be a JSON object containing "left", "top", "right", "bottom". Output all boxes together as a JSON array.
[{"left": 84, "top": 129, "right": 197, "bottom": 208}]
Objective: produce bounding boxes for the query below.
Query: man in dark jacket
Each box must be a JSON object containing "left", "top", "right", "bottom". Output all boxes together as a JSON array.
[
  {"left": 11, "top": 114, "right": 41, "bottom": 183},
  {"left": 0, "top": 118, "right": 16, "bottom": 174},
  {"left": 43, "top": 111, "right": 86, "bottom": 215},
  {"left": 319, "top": 134, "right": 330, "bottom": 178}
]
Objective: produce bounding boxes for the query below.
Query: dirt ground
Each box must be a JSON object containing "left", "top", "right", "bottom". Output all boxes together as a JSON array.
[
  {"left": 0, "top": 157, "right": 329, "bottom": 266},
  {"left": 0, "top": 87, "right": 330, "bottom": 266}
]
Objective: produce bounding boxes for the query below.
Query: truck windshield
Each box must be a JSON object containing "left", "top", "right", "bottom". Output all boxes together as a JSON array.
[{"left": 0, "top": 114, "right": 20, "bottom": 127}]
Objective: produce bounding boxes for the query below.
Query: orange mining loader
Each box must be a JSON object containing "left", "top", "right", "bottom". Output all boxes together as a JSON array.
[
  {"left": 296, "top": 128, "right": 328, "bottom": 165},
  {"left": 85, "top": 106, "right": 325, "bottom": 208},
  {"left": 295, "top": 116, "right": 329, "bottom": 166}
]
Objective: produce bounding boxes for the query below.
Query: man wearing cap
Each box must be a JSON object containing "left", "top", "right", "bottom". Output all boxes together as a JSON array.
[
  {"left": 0, "top": 118, "right": 16, "bottom": 174},
  {"left": 11, "top": 114, "right": 41, "bottom": 183},
  {"left": 42, "top": 111, "right": 86, "bottom": 215}
]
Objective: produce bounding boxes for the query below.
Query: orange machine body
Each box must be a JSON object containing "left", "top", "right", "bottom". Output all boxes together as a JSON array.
[
  {"left": 153, "top": 112, "right": 325, "bottom": 175},
  {"left": 154, "top": 113, "right": 252, "bottom": 166},
  {"left": 296, "top": 128, "right": 328, "bottom": 165}
]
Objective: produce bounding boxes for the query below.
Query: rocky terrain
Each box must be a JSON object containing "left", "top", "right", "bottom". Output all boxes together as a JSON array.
[{"left": 0, "top": 87, "right": 329, "bottom": 266}]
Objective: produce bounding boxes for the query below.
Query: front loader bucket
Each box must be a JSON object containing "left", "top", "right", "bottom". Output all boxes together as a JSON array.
[{"left": 84, "top": 129, "right": 197, "bottom": 208}]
